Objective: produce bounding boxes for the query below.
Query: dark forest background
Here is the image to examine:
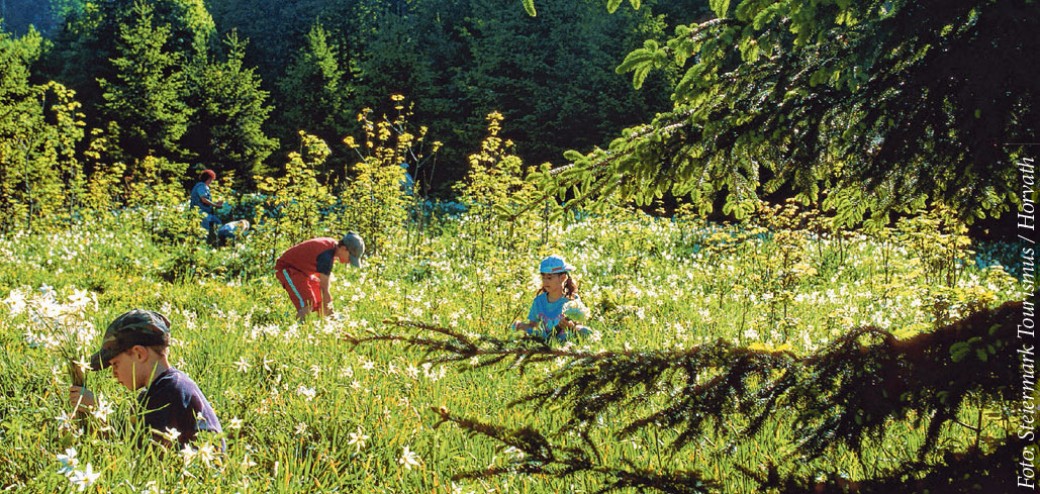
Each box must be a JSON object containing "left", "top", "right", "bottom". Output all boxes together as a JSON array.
[{"left": 2, "top": 0, "right": 708, "bottom": 193}]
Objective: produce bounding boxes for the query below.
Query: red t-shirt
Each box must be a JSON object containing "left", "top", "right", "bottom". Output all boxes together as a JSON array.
[{"left": 274, "top": 238, "right": 338, "bottom": 275}]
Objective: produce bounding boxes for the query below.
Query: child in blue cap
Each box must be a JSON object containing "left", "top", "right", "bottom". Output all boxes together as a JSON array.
[{"left": 513, "top": 255, "right": 591, "bottom": 342}]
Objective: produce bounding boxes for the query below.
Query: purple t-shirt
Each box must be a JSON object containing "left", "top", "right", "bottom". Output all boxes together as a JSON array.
[{"left": 141, "top": 367, "right": 222, "bottom": 445}]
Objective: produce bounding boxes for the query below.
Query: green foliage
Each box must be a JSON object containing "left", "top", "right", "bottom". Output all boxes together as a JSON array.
[
  {"left": 0, "top": 0, "right": 84, "bottom": 36},
  {"left": 0, "top": 29, "right": 86, "bottom": 233},
  {"left": 337, "top": 97, "right": 436, "bottom": 255},
  {"left": 253, "top": 131, "right": 335, "bottom": 260},
  {"left": 78, "top": 124, "right": 126, "bottom": 212},
  {"left": 895, "top": 204, "right": 974, "bottom": 290},
  {"left": 708, "top": 0, "right": 729, "bottom": 18},
  {"left": 123, "top": 155, "right": 203, "bottom": 253},
  {"left": 184, "top": 32, "right": 278, "bottom": 183},
  {"left": 33, "top": 0, "right": 685, "bottom": 185},
  {"left": 46, "top": 0, "right": 214, "bottom": 121},
  {"left": 454, "top": 112, "right": 544, "bottom": 255},
  {"left": 545, "top": 0, "right": 1038, "bottom": 223},
  {"left": 274, "top": 22, "right": 348, "bottom": 162},
  {"left": 523, "top": 0, "right": 537, "bottom": 16},
  {"left": 98, "top": 2, "right": 192, "bottom": 160},
  {"left": 457, "top": 0, "right": 673, "bottom": 167}
]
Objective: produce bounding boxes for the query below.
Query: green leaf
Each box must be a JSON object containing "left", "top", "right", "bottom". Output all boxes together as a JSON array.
[
  {"left": 522, "top": 0, "right": 537, "bottom": 17},
  {"left": 949, "top": 341, "right": 970, "bottom": 363},
  {"left": 675, "top": 64, "right": 706, "bottom": 96},
  {"left": 710, "top": 0, "right": 731, "bottom": 18},
  {"left": 629, "top": 0, "right": 641, "bottom": 9},
  {"left": 753, "top": 3, "right": 783, "bottom": 30},
  {"left": 607, "top": 0, "right": 623, "bottom": 14},
  {"left": 563, "top": 150, "right": 586, "bottom": 163},
  {"left": 632, "top": 66, "right": 651, "bottom": 90}
]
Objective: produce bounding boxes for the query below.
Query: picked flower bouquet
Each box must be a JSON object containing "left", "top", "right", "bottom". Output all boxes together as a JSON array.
[{"left": 562, "top": 299, "right": 590, "bottom": 324}]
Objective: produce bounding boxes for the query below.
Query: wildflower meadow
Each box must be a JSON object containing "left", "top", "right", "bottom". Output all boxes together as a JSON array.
[
  {"left": 0, "top": 198, "right": 1027, "bottom": 493},
  {"left": 2, "top": 1, "right": 1035, "bottom": 491}
]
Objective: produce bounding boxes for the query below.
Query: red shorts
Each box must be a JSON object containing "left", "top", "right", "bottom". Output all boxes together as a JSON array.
[{"left": 275, "top": 267, "right": 322, "bottom": 310}]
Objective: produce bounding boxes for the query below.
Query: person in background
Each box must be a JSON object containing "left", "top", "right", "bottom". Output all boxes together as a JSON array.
[
  {"left": 275, "top": 232, "right": 365, "bottom": 321},
  {"left": 216, "top": 219, "right": 250, "bottom": 246},
  {"left": 68, "top": 309, "right": 222, "bottom": 446},
  {"left": 189, "top": 169, "right": 224, "bottom": 241},
  {"left": 513, "top": 255, "right": 591, "bottom": 343}
]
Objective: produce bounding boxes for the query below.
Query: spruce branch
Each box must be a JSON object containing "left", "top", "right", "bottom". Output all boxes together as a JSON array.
[{"left": 356, "top": 302, "right": 1022, "bottom": 492}]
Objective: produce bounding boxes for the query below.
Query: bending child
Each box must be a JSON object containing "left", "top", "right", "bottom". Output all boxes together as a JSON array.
[
  {"left": 275, "top": 233, "right": 365, "bottom": 321},
  {"left": 513, "top": 255, "right": 591, "bottom": 343}
]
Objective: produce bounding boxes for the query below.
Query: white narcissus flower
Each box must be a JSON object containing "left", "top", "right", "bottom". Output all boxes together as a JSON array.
[
  {"left": 56, "top": 447, "right": 78, "bottom": 475},
  {"left": 197, "top": 443, "right": 216, "bottom": 468},
  {"left": 141, "top": 480, "right": 164, "bottom": 494},
  {"left": 55, "top": 411, "right": 75, "bottom": 432},
  {"left": 180, "top": 445, "right": 196, "bottom": 467},
  {"left": 73, "top": 356, "right": 91, "bottom": 376},
  {"left": 159, "top": 427, "right": 181, "bottom": 444},
  {"left": 240, "top": 454, "right": 257, "bottom": 471},
  {"left": 68, "top": 463, "right": 100, "bottom": 492},
  {"left": 398, "top": 445, "right": 422, "bottom": 470},
  {"left": 92, "top": 395, "right": 113, "bottom": 423},
  {"left": 347, "top": 426, "right": 369, "bottom": 452},
  {"left": 4, "top": 288, "right": 27, "bottom": 315},
  {"left": 296, "top": 385, "right": 316, "bottom": 401}
]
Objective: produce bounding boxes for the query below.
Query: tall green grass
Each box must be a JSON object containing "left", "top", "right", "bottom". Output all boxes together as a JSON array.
[{"left": 0, "top": 206, "right": 1024, "bottom": 492}]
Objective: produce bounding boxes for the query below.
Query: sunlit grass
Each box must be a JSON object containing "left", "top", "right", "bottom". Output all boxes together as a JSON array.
[{"left": 0, "top": 206, "right": 1023, "bottom": 492}]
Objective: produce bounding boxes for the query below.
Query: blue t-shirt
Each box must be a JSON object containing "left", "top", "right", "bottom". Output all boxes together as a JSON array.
[
  {"left": 189, "top": 182, "right": 213, "bottom": 214},
  {"left": 141, "top": 367, "right": 222, "bottom": 445},
  {"left": 527, "top": 293, "right": 582, "bottom": 330}
]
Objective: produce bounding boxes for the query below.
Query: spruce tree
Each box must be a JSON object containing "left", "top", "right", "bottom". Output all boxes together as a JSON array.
[
  {"left": 536, "top": 0, "right": 1039, "bottom": 222},
  {"left": 184, "top": 31, "right": 278, "bottom": 184},
  {"left": 98, "top": 1, "right": 192, "bottom": 160},
  {"left": 274, "top": 22, "right": 348, "bottom": 175}
]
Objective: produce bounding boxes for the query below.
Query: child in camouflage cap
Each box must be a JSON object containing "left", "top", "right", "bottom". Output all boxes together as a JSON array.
[{"left": 69, "top": 309, "right": 222, "bottom": 445}]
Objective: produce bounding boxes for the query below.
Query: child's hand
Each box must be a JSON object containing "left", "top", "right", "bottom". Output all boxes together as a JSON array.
[{"left": 69, "top": 385, "right": 96, "bottom": 412}]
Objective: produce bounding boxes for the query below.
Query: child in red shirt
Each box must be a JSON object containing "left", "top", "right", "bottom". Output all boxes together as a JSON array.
[{"left": 274, "top": 232, "right": 365, "bottom": 321}]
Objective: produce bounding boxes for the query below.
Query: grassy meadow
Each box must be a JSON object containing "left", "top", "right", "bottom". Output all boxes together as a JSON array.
[{"left": 0, "top": 203, "right": 1025, "bottom": 493}]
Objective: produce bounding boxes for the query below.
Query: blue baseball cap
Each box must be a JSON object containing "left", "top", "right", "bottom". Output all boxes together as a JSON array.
[{"left": 539, "top": 255, "right": 575, "bottom": 274}]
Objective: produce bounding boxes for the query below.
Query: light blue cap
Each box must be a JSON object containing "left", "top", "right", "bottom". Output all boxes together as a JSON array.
[{"left": 539, "top": 255, "right": 575, "bottom": 274}]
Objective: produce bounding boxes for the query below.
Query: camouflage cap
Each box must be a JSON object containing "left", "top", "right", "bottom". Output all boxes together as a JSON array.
[{"left": 88, "top": 309, "right": 171, "bottom": 371}]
